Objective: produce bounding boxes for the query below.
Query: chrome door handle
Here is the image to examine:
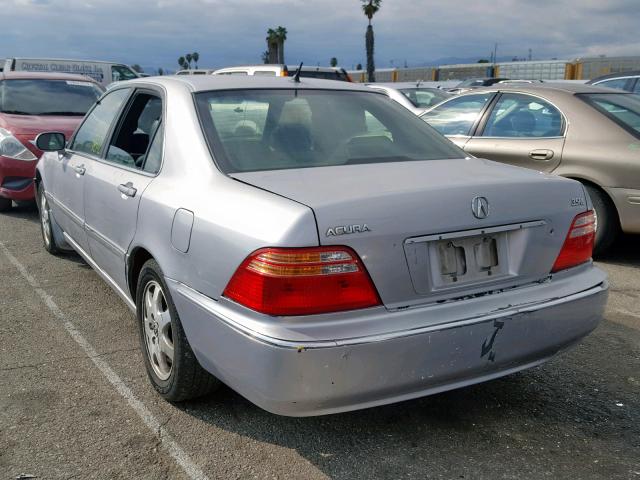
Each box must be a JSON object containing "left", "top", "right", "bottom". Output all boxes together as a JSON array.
[
  {"left": 528, "top": 149, "right": 554, "bottom": 160},
  {"left": 117, "top": 182, "right": 137, "bottom": 198},
  {"left": 74, "top": 164, "right": 86, "bottom": 175}
]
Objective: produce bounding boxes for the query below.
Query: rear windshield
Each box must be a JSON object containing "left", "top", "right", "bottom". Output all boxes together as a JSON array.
[
  {"left": 195, "top": 89, "right": 464, "bottom": 173},
  {"left": 399, "top": 88, "right": 450, "bottom": 108},
  {"left": 579, "top": 93, "right": 640, "bottom": 139},
  {"left": 0, "top": 79, "right": 102, "bottom": 115},
  {"left": 298, "top": 70, "right": 350, "bottom": 81}
]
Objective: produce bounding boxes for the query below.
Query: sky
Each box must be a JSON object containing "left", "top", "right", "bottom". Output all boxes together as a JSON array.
[{"left": 0, "top": 0, "right": 638, "bottom": 73}]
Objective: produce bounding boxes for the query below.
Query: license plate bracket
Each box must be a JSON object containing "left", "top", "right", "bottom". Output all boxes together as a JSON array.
[{"left": 429, "top": 233, "right": 509, "bottom": 289}]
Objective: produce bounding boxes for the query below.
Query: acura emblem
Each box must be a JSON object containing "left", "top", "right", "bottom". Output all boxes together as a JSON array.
[{"left": 472, "top": 196, "right": 489, "bottom": 219}]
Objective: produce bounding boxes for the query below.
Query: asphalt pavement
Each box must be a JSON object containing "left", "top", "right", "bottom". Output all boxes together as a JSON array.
[{"left": 1, "top": 204, "right": 638, "bottom": 480}]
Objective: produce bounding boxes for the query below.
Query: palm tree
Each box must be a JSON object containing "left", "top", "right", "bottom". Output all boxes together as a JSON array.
[
  {"left": 330, "top": 57, "right": 338, "bottom": 67},
  {"left": 192, "top": 52, "right": 199, "bottom": 69},
  {"left": 275, "top": 26, "right": 287, "bottom": 64},
  {"left": 178, "top": 56, "right": 186, "bottom": 70},
  {"left": 185, "top": 53, "right": 193, "bottom": 69},
  {"left": 266, "top": 28, "right": 279, "bottom": 63},
  {"left": 360, "top": 0, "right": 382, "bottom": 82}
]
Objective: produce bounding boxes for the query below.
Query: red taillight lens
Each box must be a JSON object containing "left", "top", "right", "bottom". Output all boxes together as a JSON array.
[
  {"left": 223, "top": 246, "right": 382, "bottom": 316},
  {"left": 551, "top": 210, "right": 596, "bottom": 273}
]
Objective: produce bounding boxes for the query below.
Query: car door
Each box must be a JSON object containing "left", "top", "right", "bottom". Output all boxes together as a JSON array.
[
  {"left": 420, "top": 92, "right": 496, "bottom": 148},
  {"left": 83, "top": 89, "right": 164, "bottom": 293},
  {"left": 48, "top": 88, "right": 131, "bottom": 253},
  {"left": 463, "top": 92, "right": 565, "bottom": 173}
]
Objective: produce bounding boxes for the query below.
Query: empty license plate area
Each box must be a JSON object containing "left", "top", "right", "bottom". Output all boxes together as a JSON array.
[{"left": 429, "top": 233, "right": 510, "bottom": 289}]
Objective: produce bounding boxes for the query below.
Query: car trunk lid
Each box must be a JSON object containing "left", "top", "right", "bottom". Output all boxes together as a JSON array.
[{"left": 231, "top": 158, "right": 589, "bottom": 309}]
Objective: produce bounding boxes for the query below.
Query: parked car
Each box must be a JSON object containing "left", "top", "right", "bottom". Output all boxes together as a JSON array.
[
  {"left": 213, "top": 64, "right": 352, "bottom": 81},
  {"left": 0, "top": 71, "right": 103, "bottom": 211},
  {"left": 35, "top": 76, "right": 607, "bottom": 416},
  {"left": 3, "top": 58, "right": 139, "bottom": 87},
  {"left": 176, "top": 69, "right": 216, "bottom": 75},
  {"left": 420, "top": 83, "right": 640, "bottom": 253},
  {"left": 586, "top": 70, "right": 640, "bottom": 94},
  {"left": 448, "top": 77, "right": 509, "bottom": 94},
  {"left": 366, "top": 82, "right": 452, "bottom": 114}
]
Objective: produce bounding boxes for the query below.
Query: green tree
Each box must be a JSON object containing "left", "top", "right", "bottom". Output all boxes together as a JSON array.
[
  {"left": 192, "top": 52, "right": 199, "bottom": 69},
  {"left": 157, "top": 67, "right": 164, "bottom": 76},
  {"left": 330, "top": 57, "right": 338, "bottom": 67},
  {"left": 178, "top": 56, "right": 186, "bottom": 69},
  {"left": 266, "top": 27, "right": 287, "bottom": 64},
  {"left": 356, "top": 63, "right": 363, "bottom": 70},
  {"left": 261, "top": 51, "right": 270, "bottom": 64},
  {"left": 477, "top": 59, "right": 489, "bottom": 63},
  {"left": 185, "top": 53, "right": 193, "bottom": 68},
  {"left": 360, "top": 0, "right": 382, "bottom": 82}
]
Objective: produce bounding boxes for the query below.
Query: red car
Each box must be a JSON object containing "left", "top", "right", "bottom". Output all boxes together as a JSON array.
[{"left": 0, "top": 71, "right": 103, "bottom": 211}]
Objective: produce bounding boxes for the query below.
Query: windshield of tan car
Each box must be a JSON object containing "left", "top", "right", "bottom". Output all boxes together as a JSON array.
[
  {"left": 195, "top": 89, "right": 464, "bottom": 173},
  {"left": 579, "top": 93, "right": 640, "bottom": 139},
  {"left": 0, "top": 79, "right": 103, "bottom": 115}
]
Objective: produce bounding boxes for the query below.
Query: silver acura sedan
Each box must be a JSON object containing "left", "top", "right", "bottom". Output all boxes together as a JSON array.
[{"left": 34, "top": 76, "right": 608, "bottom": 416}]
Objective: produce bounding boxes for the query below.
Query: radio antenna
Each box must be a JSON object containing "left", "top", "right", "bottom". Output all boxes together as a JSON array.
[{"left": 292, "top": 62, "right": 303, "bottom": 83}]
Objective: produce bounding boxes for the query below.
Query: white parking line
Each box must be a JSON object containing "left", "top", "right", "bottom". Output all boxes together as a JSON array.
[{"left": 0, "top": 241, "right": 209, "bottom": 480}]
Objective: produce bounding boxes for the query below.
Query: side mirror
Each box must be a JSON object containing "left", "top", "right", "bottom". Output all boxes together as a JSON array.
[{"left": 35, "top": 132, "right": 66, "bottom": 152}]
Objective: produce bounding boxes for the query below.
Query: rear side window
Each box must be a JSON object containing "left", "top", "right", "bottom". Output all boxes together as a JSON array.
[
  {"left": 298, "top": 70, "right": 349, "bottom": 81},
  {"left": 633, "top": 80, "right": 640, "bottom": 94},
  {"left": 400, "top": 88, "right": 450, "bottom": 108},
  {"left": 71, "top": 88, "right": 130, "bottom": 156},
  {"left": 421, "top": 93, "right": 493, "bottom": 136},
  {"left": 482, "top": 93, "right": 564, "bottom": 138},
  {"left": 196, "top": 89, "right": 463, "bottom": 173},
  {"left": 595, "top": 78, "right": 629, "bottom": 91},
  {"left": 579, "top": 93, "right": 640, "bottom": 138}
]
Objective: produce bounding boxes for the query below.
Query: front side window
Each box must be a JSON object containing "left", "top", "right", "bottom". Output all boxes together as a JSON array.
[
  {"left": 579, "top": 93, "right": 640, "bottom": 138},
  {"left": 106, "top": 93, "right": 163, "bottom": 169},
  {"left": 111, "top": 65, "right": 138, "bottom": 82},
  {"left": 71, "top": 88, "right": 130, "bottom": 156},
  {"left": 0, "top": 79, "right": 103, "bottom": 116},
  {"left": 196, "top": 89, "right": 463, "bottom": 173},
  {"left": 482, "top": 93, "right": 564, "bottom": 138},
  {"left": 421, "top": 93, "right": 494, "bottom": 136}
]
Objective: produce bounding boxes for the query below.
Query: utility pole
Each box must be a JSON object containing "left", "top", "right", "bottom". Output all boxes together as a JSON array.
[
  {"left": 493, "top": 43, "right": 498, "bottom": 63},
  {"left": 528, "top": 48, "right": 532, "bottom": 61}
]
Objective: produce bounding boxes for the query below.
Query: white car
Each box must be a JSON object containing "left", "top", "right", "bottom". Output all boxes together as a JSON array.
[
  {"left": 366, "top": 82, "right": 452, "bottom": 115},
  {"left": 213, "top": 65, "right": 352, "bottom": 81}
]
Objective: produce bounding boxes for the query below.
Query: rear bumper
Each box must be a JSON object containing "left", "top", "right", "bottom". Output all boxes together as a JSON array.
[
  {"left": 605, "top": 187, "right": 640, "bottom": 234},
  {"left": 167, "top": 269, "right": 608, "bottom": 417},
  {"left": 0, "top": 156, "right": 36, "bottom": 201}
]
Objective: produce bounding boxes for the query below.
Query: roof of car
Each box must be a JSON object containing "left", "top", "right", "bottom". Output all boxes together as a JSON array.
[
  {"left": 123, "top": 75, "right": 375, "bottom": 93},
  {"left": 368, "top": 82, "right": 442, "bottom": 90},
  {"left": 472, "top": 82, "right": 622, "bottom": 95},
  {"left": 0, "top": 70, "right": 101, "bottom": 83},
  {"left": 587, "top": 70, "right": 640, "bottom": 84}
]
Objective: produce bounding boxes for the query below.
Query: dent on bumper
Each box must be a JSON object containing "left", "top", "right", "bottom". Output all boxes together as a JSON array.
[{"left": 167, "top": 278, "right": 608, "bottom": 417}]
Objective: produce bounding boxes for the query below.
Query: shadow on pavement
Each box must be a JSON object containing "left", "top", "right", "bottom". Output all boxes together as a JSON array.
[
  {"left": 596, "top": 233, "right": 640, "bottom": 267},
  {"left": 176, "top": 321, "right": 640, "bottom": 479}
]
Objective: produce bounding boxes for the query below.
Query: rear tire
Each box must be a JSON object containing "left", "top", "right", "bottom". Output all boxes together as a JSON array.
[
  {"left": 584, "top": 184, "right": 618, "bottom": 256},
  {"left": 0, "top": 197, "right": 11, "bottom": 212},
  {"left": 37, "top": 184, "right": 61, "bottom": 255},
  {"left": 136, "top": 259, "right": 219, "bottom": 402}
]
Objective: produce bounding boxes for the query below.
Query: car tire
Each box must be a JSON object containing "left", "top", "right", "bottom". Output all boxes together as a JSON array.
[
  {"left": 136, "top": 259, "right": 220, "bottom": 402},
  {"left": 37, "top": 184, "right": 61, "bottom": 255},
  {"left": 585, "top": 184, "right": 619, "bottom": 256},
  {"left": 0, "top": 197, "right": 11, "bottom": 212}
]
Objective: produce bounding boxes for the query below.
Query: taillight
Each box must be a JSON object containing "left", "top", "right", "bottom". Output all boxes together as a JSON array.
[
  {"left": 223, "top": 246, "right": 381, "bottom": 316},
  {"left": 551, "top": 210, "right": 596, "bottom": 272}
]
